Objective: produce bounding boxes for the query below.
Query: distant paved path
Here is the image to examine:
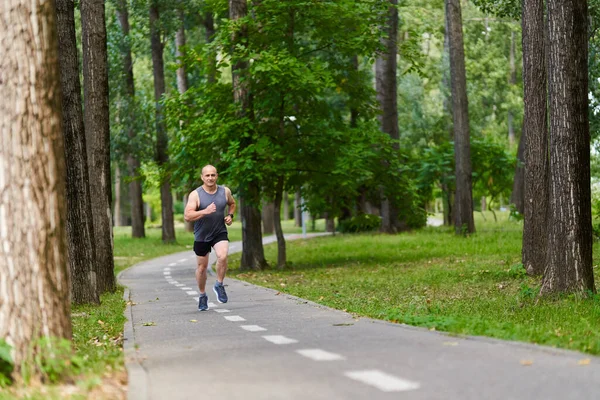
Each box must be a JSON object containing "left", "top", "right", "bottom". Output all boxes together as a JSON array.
[{"left": 119, "top": 234, "right": 600, "bottom": 400}]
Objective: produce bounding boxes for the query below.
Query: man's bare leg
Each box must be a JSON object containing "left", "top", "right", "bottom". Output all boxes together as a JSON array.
[
  {"left": 195, "top": 255, "right": 209, "bottom": 294},
  {"left": 213, "top": 240, "right": 229, "bottom": 284}
]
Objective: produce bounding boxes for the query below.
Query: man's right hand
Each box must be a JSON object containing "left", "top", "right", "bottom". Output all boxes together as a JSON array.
[{"left": 203, "top": 202, "right": 217, "bottom": 215}]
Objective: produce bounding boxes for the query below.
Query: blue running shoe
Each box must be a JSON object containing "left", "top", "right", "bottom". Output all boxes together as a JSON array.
[
  {"left": 198, "top": 294, "right": 209, "bottom": 311},
  {"left": 213, "top": 282, "right": 228, "bottom": 303}
]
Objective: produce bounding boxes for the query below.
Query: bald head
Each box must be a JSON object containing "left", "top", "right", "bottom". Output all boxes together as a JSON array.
[{"left": 202, "top": 164, "right": 217, "bottom": 176}]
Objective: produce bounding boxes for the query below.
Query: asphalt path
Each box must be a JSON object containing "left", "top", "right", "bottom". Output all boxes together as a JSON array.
[{"left": 119, "top": 233, "right": 600, "bottom": 400}]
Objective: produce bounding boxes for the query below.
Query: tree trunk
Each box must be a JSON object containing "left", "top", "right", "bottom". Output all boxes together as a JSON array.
[
  {"left": 510, "top": 125, "right": 525, "bottom": 214},
  {"left": 116, "top": 0, "right": 145, "bottom": 238},
  {"left": 82, "top": 0, "right": 116, "bottom": 294},
  {"left": 442, "top": 9, "right": 454, "bottom": 227},
  {"left": 231, "top": 0, "right": 267, "bottom": 271},
  {"left": 508, "top": 30, "right": 517, "bottom": 146},
  {"left": 446, "top": 0, "right": 475, "bottom": 234},
  {"left": 150, "top": 2, "right": 176, "bottom": 243},
  {"left": 0, "top": 0, "right": 72, "bottom": 377},
  {"left": 376, "top": 0, "right": 400, "bottom": 233},
  {"left": 176, "top": 9, "right": 188, "bottom": 94},
  {"left": 521, "top": 0, "right": 549, "bottom": 275},
  {"left": 294, "top": 190, "right": 302, "bottom": 226},
  {"left": 541, "top": 0, "right": 595, "bottom": 294},
  {"left": 114, "top": 165, "right": 122, "bottom": 226},
  {"left": 274, "top": 177, "right": 287, "bottom": 268},
  {"left": 262, "top": 202, "right": 275, "bottom": 234},
  {"left": 55, "top": 0, "right": 99, "bottom": 305}
]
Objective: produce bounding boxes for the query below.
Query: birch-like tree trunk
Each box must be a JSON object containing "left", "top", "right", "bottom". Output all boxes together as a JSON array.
[
  {"left": 446, "top": 0, "right": 474, "bottom": 234},
  {"left": 116, "top": 0, "right": 145, "bottom": 238},
  {"left": 521, "top": 0, "right": 548, "bottom": 275},
  {"left": 81, "top": 0, "right": 116, "bottom": 293},
  {"left": 150, "top": 2, "right": 176, "bottom": 243},
  {"left": 55, "top": 0, "right": 99, "bottom": 304},
  {"left": 541, "top": 0, "right": 595, "bottom": 294},
  {"left": 0, "top": 0, "right": 72, "bottom": 376}
]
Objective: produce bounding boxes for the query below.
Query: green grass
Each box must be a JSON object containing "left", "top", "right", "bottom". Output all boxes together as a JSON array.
[{"left": 229, "top": 212, "right": 600, "bottom": 355}]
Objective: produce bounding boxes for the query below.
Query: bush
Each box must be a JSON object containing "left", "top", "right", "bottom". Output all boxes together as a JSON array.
[
  {"left": 0, "top": 339, "right": 13, "bottom": 387},
  {"left": 337, "top": 214, "right": 381, "bottom": 233}
]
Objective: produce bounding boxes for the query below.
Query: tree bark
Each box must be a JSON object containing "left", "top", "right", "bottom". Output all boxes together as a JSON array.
[
  {"left": 294, "top": 190, "right": 302, "bottom": 226},
  {"left": 55, "top": 0, "right": 99, "bottom": 305},
  {"left": 446, "top": 0, "right": 475, "bottom": 234},
  {"left": 376, "top": 0, "right": 400, "bottom": 233},
  {"left": 114, "top": 165, "right": 122, "bottom": 226},
  {"left": 521, "top": 0, "right": 549, "bottom": 275},
  {"left": 150, "top": 2, "right": 176, "bottom": 243},
  {"left": 510, "top": 126, "right": 525, "bottom": 214},
  {"left": 541, "top": 0, "right": 595, "bottom": 294},
  {"left": 231, "top": 0, "right": 267, "bottom": 271},
  {"left": 262, "top": 202, "right": 275, "bottom": 234},
  {"left": 116, "top": 0, "right": 145, "bottom": 238},
  {"left": 442, "top": 6, "right": 454, "bottom": 227},
  {"left": 82, "top": 0, "right": 116, "bottom": 293},
  {"left": 274, "top": 177, "right": 287, "bottom": 268},
  {"left": 0, "top": 0, "right": 72, "bottom": 377}
]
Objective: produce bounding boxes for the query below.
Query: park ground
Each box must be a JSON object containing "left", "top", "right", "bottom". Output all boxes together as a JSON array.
[{"left": 3, "top": 211, "right": 600, "bottom": 399}]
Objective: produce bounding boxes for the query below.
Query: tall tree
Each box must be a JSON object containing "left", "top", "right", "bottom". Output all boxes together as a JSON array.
[
  {"left": 55, "top": 0, "right": 100, "bottom": 304},
  {"left": 446, "top": 0, "right": 475, "bottom": 234},
  {"left": 510, "top": 128, "right": 525, "bottom": 214},
  {"left": 541, "top": 0, "right": 595, "bottom": 294},
  {"left": 376, "top": 0, "right": 400, "bottom": 233},
  {"left": 82, "top": 0, "right": 116, "bottom": 293},
  {"left": 230, "top": 0, "right": 267, "bottom": 271},
  {"left": 521, "top": 0, "right": 548, "bottom": 275},
  {"left": 116, "top": 0, "right": 146, "bottom": 238},
  {"left": 0, "top": 0, "right": 72, "bottom": 377},
  {"left": 150, "top": 0, "right": 176, "bottom": 243}
]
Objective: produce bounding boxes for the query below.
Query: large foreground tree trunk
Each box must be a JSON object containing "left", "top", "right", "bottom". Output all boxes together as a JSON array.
[
  {"left": 231, "top": 0, "right": 267, "bottom": 271},
  {"left": 56, "top": 0, "right": 99, "bottom": 304},
  {"left": 376, "top": 0, "right": 400, "bottom": 233},
  {"left": 521, "top": 0, "right": 549, "bottom": 275},
  {"left": 116, "top": 0, "right": 145, "bottom": 238},
  {"left": 0, "top": 0, "right": 72, "bottom": 377},
  {"left": 82, "top": 0, "right": 116, "bottom": 293},
  {"left": 446, "top": 0, "right": 474, "bottom": 234},
  {"left": 541, "top": 0, "right": 595, "bottom": 294},
  {"left": 150, "top": 2, "right": 176, "bottom": 243}
]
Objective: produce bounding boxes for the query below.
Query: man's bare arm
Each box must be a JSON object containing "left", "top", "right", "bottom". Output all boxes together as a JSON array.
[{"left": 184, "top": 190, "right": 214, "bottom": 222}]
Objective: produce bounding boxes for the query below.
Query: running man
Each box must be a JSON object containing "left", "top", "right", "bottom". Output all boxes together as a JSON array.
[{"left": 184, "top": 165, "right": 236, "bottom": 311}]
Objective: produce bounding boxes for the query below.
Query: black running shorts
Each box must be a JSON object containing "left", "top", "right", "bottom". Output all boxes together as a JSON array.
[{"left": 193, "top": 232, "right": 229, "bottom": 256}]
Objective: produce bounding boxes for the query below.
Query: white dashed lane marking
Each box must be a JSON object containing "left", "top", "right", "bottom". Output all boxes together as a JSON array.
[
  {"left": 344, "top": 370, "right": 420, "bottom": 392},
  {"left": 208, "top": 302, "right": 218, "bottom": 307},
  {"left": 177, "top": 258, "right": 188, "bottom": 263},
  {"left": 163, "top": 272, "right": 170, "bottom": 275},
  {"left": 296, "top": 349, "right": 345, "bottom": 361},
  {"left": 214, "top": 309, "right": 230, "bottom": 313},
  {"left": 168, "top": 262, "right": 177, "bottom": 267},
  {"left": 163, "top": 267, "right": 171, "bottom": 271},
  {"left": 241, "top": 325, "right": 267, "bottom": 332},
  {"left": 262, "top": 335, "right": 298, "bottom": 345},
  {"left": 181, "top": 287, "right": 193, "bottom": 290},
  {"left": 186, "top": 291, "right": 198, "bottom": 295},
  {"left": 175, "top": 284, "right": 185, "bottom": 287},
  {"left": 224, "top": 316, "right": 246, "bottom": 322}
]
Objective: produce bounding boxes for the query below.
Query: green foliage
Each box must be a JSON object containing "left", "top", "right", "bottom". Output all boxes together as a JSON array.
[
  {"left": 471, "top": 0, "right": 521, "bottom": 20},
  {"left": 0, "top": 339, "right": 13, "bottom": 387},
  {"left": 337, "top": 214, "right": 382, "bottom": 233},
  {"left": 471, "top": 137, "right": 516, "bottom": 209},
  {"left": 20, "top": 338, "right": 84, "bottom": 384}
]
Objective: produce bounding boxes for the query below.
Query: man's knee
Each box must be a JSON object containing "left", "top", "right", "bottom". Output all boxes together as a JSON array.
[{"left": 216, "top": 252, "right": 228, "bottom": 265}]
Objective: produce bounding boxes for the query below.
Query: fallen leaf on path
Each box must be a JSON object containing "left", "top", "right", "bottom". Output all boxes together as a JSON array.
[
  {"left": 578, "top": 359, "right": 591, "bottom": 366},
  {"left": 443, "top": 342, "right": 459, "bottom": 346},
  {"left": 333, "top": 323, "right": 354, "bottom": 326},
  {"left": 142, "top": 322, "right": 156, "bottom": 327},
  {"left": 520, "top": 360, "right": 533, "bottom": 366},
  {"left": 98, "top": 320, "right": 105, "bottom": 325},
  {"left": 189, "top": 319, "right": 197, "bottom": 323},
  {"left": 275, "top": 292, "right": 281, "bottom": 295}
]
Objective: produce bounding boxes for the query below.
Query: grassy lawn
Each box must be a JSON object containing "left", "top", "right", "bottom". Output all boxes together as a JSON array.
[{"left": 229, "top": 212, "right": 600, "bottom": 355}]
